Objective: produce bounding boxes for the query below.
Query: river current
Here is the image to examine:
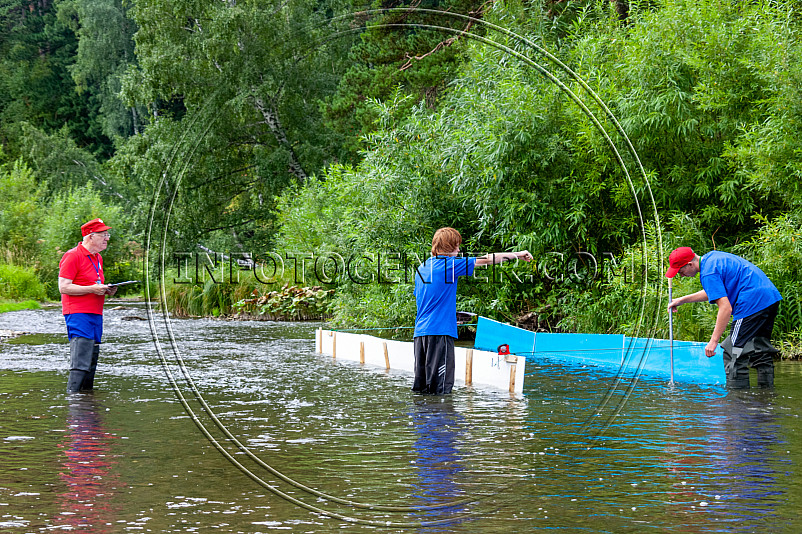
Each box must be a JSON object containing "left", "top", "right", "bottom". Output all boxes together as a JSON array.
[{"left": 2, "top": 302, "right": 801, "bottom": 532}]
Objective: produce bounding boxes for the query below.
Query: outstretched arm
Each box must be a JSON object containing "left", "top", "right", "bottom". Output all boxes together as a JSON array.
[
  {"left": 667, "top": 289, "right": 709, "bottom": 313},
  {"left": 476, "top": 250, "right": 533, "bottom": 266}
]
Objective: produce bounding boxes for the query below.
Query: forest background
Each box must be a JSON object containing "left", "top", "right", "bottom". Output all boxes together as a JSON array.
[{"left": 1, "top": 0, "right": 801, "bottom": 353}]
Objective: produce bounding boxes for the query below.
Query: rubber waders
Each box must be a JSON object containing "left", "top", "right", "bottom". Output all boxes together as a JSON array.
[
  {"left": 67, "top": 370, "right": 88, "bottom": 392},
  {"left": 757, "top": 366, "right": 774, "bottom": 388},
  {"left": 752, "top": 336, "right": 778, "bottom": 388},
  {"left": 82, "top": 343, "right": 100, "bottom": 390},
  {"left": 721, "top": 335, "right": 778, "bottom": 389},
  {"left": 68, "top": 336, "right": 96, "bottom": 392}
]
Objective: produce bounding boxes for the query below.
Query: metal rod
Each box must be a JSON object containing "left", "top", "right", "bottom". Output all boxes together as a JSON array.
[{"left": 668, "top": 278, "right": 675, "bottom": 386}]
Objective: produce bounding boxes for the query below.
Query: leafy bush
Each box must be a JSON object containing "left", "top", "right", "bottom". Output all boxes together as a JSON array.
[
  {"left": 162, "top": 274, "right": 258, "bottom": 318},
  {"left": 733, "top": 214, "right": 802, "bottom": 344},
  {"left": 0, "top": 264, "right": 47, "bottom": 300},
  {"left": 38, "top": 183, "right": 138, "bottom": 299},
  {"left": 160, "top": 266, "right": 332, "bottom": 319},
  {"left": 330, "top": 280, "right": 417, "bottom": 332},
  {"left": 234, "top": 285, "right": 335, "bottom": 320},
  {"left": 0, "top": 156, "right": 44, "bottom": 264}
]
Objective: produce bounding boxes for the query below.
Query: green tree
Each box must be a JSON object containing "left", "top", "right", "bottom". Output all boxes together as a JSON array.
[
  {"left": 0, "top": 0, "right": 112, "bottom": 156},
  {"left": 323, "top": 0, "right": 488, "bottom": 160},
  {"left": 117, "top": 0, "right": 357, "bottom": 252},
  {"left": 275, "top": 0, "right": 802, "bottom": 337},
  {"left": 57, "top": 0, "right": 143, "bottom": 140},
  {"left": 12, "top": 121, "right": 125, "bottom": 202},
  {"left": 608, "top": 0, "right": 794, "bottom": 235}
]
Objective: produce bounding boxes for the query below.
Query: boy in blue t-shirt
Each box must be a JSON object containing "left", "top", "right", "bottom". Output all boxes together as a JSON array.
[
  {"left": 666, "top": 247, "right": 782, "bottom": 388},
  {"left": 413, "top": 227, "right": 532, "bottom": 394}
]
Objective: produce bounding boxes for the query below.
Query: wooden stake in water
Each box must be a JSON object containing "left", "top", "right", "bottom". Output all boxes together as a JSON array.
[
  {"left": 465, "top": 349, "right": 473, "bottom": 385},
  {"left": 668, "top": 278, "right": 675, "bottom": 387}
]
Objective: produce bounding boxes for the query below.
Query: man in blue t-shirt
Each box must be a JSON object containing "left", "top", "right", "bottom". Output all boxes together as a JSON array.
[
  {"left": 666, "top": 247, "right": 782, "bottom": 388},
  {"left": 413, "top": 227, "right": 532, "bottom": 394}
]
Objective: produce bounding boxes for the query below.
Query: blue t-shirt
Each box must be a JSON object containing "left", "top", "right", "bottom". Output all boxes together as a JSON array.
[
  {"left": 414, "top": 256, "right": 477, "bottom": 338},
  {"left": 699, "top": 251, "right": 781, "bottom": 320}
]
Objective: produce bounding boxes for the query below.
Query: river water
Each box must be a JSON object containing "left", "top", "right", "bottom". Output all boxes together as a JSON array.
[{"left": 2, "top": 303, "right": 801, "bottom": 533}]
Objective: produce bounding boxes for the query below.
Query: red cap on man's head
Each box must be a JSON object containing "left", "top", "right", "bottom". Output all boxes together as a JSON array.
[
  {"left": 81, "top": 218, "right": 112, "bottom": 237},
  {"left": 665, "top": 247, "right": 695, "bottom": 278}
]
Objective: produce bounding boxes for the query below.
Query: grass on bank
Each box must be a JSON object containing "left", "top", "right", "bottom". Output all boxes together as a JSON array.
[
  {"left": 0, "top": 298, "right": 41, "bottom": 313},
  {"left": 0, "top": 263, "right": 46, "bottom": 314}
]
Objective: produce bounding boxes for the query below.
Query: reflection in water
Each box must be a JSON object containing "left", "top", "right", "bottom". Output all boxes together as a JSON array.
[
  {"left": 662, "top": 389, "right": 785, "bottom": 530},
  {"left": 410, "top": 397, "right": 466, "bottom": 529},
  {"left": 707, "top": 390, "right": 785, "bottom": 529},
  {"left": 54, "top": 394, "right": 121, "bottom": 532}
]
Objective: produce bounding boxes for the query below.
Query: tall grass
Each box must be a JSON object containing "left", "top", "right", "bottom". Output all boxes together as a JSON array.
[
  {"left": 162, "top": 278, "right": 255, "bottom": 317},
  {"left": 161, "top": 267, "right": 334, "bottom": 319}
]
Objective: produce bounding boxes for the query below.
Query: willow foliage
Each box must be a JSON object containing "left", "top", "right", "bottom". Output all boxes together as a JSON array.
[{"left": 277, "top": 0, "right": 802, "bottom": 340}]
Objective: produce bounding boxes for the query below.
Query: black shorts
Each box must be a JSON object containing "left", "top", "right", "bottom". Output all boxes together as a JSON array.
[
  {"left": 730, "top": 301, "right": 779, "bottom": 348},
  {"left": 412, "top": 335, "right": 455, "bottom": 395}
]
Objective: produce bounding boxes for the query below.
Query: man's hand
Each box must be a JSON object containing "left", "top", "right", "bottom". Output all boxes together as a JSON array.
[
  {"left": 105, "top": 285, "right": 119, "bottom": 296},
  {"left": 705, "top": 339, "right": 718, "bottom": 358},
  {"left": 667, "top": 298, "right": 682, "bottom": 314},
  {"left": 666, "top": 290, "right": 708, "bottom": 314},
  {"left": 477, "top": 250, "right": 533, "bottom": 266},
  {"left": 90, "top": 284, "right": 110, "bottom": 296}
]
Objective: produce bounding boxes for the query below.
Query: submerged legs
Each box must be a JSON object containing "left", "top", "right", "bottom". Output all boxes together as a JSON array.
[
  {"left": 722, "top": 335, "right": 778, "bottom": 389},
  {"left": 68, "top": 336, "right": 98, "bottom": 392}
]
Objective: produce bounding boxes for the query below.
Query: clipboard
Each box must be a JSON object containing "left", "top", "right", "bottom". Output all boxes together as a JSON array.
[{"left": 106, "top": 280, "right": 140, "bottom": 288}]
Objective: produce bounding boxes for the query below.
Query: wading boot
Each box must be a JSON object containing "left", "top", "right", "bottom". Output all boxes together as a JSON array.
[
  {"left": 726, "top": 369, "right": 751, "bottom": 389},
  {"left": 67, "top": 370, "right": 88, "bottom": 393},
  {"left": 721, "top": 336, "right": 749, "bottom": 389},
  {"left": 757, "top": 365, "right": 775, "bottom": 388},
  {"left": 82, "top": 344, "right": 100, "bottom": 390},
  {"left": 68, "top": 336, "right": 95, "bottom": 392},
  {"left": 750, "top": 337, "right": 778, "bottom": 389}
]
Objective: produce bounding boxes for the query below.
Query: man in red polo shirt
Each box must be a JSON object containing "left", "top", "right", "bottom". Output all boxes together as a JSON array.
[{"left": 58, "top": 218, "right": 118, "bottom": 392}]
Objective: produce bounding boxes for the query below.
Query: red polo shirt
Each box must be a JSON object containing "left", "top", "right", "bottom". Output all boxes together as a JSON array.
[{"left": 59, "top": 243, "right": 105, "bottom": 315}]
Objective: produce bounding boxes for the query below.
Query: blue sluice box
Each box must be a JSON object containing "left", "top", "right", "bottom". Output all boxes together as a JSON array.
[{"left": 473, "top": 316, "right": 725, "bottom": 385}]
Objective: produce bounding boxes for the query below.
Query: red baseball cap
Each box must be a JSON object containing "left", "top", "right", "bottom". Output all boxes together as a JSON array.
[
  {"left": 665, "top": 247, "right": 695, "bottom": 278},
  {"left": 81, "top": 218, "right": 112, "bottom": 237}
]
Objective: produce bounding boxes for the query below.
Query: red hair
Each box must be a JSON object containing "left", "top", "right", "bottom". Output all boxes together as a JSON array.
[{"left": 431, "top": 227, "right": 462, "bottom": 256}]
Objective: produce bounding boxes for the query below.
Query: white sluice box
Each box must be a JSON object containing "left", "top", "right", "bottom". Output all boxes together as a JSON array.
[{"left": 315, "top": 328, "right": 525, "bottom": 394}]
